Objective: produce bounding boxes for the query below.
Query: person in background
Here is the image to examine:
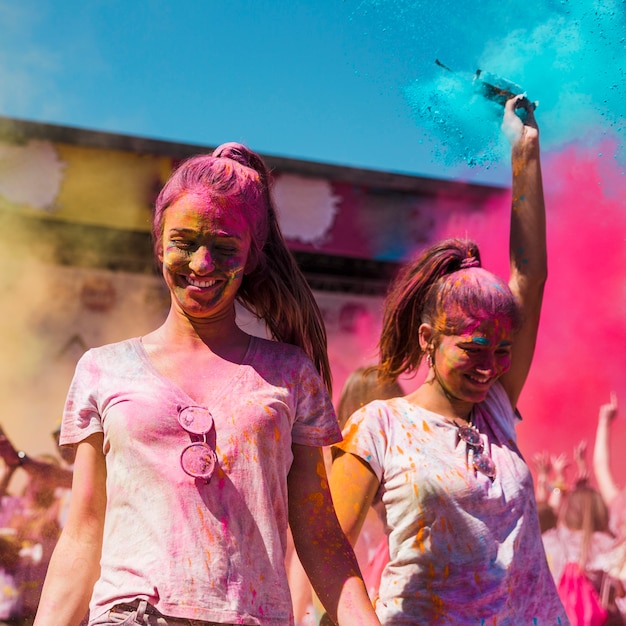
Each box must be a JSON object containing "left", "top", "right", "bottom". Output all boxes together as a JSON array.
[
  {"left": 534, "top": 442, "right": 590, "bottom": 534},
  {"left": 7, "top": 455, "right": 63, "bottom": 621},
  {"left": 35, "top": 143, "right": 381, "bottom": 626},
  {"left": 542, "top": 482, "right": 624, "bottom": 625},
  {"left": 1, "top": 425, "right": 74, "bottom": 622},
  {"left": 325, "top": 96, "right": 568, "bottom": 623},
  {"left": 594, "top": 394, "right": 624, "bottom": 540},
  {"left": 334, "top": 367, "right": 404, "bottom": 601},
  {"left": 534, "top": 451, "right": 568, "bottom": 533},
  {"left": 593, "top": 393, "right": 626, "bottom": 622},
  {"left": 0, "top": 445, "right": 65, "bottom": 623}
]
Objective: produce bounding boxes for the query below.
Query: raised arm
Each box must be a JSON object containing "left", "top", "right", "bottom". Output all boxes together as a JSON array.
[
  {"left": 34, "top": 433, "right": 107, "bottom": 626},
  {"left": 593, "top": 393, "right": 620, "bottom": 506},
  {"left": 288, "top": 444, "right": 381, "bottom": 626},
  {"left": 500, "top": 95, "right": 547, "bottom": 407}
]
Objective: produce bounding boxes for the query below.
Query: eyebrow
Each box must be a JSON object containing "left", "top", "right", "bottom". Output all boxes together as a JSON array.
[
  {"left": 461, "top": 337, "right": 513, "bottom": 347},
  {"left": 168, "top": 227, "right": 243, "bottom": 240}
]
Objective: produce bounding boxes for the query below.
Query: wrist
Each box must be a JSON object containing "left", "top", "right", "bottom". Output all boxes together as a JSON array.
[{"left": 14, "top": 451, "right": 28, "bottom": 467}]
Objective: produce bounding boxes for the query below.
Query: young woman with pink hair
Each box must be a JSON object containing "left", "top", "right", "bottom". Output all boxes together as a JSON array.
[{"left": 34, "top": 144, "right": 381, "bottom": 626}]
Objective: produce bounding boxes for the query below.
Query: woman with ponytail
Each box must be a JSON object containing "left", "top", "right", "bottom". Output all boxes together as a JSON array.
[
  {"left": 35, "top": 143, "right": 380, "bottom": 626},
  {"left": 326, "top": 97, "right": 568, "bottom": 623}
]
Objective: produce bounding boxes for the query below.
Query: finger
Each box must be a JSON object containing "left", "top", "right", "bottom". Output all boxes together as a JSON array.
[
  {"left": 504, "top": 94, "right": 524, "bottom": 112},
  {"left": 610, "top": 391, "right": 617, "bottom": 408}
]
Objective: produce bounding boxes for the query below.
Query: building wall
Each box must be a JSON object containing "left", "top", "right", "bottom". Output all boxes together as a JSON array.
[{"left": 0, "top": 119, "right": 505, "bottom": 461}]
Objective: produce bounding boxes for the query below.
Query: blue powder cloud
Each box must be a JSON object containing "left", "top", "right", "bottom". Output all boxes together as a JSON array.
[{"left": 367, "top": 0, "right": 626, "bottom": 167}]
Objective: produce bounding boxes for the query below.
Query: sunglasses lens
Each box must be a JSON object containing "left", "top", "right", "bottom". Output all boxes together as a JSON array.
[
  {"left": 457, "top": 424, "right": 496, "bottom": 478},
  {"left": 178, "top": 406, "right": 214, "bottom": 435},
  {"left": 457, "top": 425, "right": 482, "bottom": 447},
  {"left": 473, "top": 453, "right": 497, "bottom": 478},
  {"left": 180, "top": 442, "right": 218, "bottom": 480}
]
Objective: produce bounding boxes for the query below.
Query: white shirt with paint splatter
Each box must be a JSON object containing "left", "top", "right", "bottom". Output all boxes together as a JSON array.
[
  {"left": 61, "top": 336, "right": 340, "bottom": 625},
  {"left": 335, "top": 382, "right": 569, "bottom": 625}
]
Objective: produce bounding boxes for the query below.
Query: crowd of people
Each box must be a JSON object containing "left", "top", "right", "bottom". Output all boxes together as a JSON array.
[
  {"left": 0, "top": 424, "right": 74, "bottom": 623},
  {"left": 0, "top": 95, "right": 622, "bottom": 625},
  {"left": 534, "top": 395, "right": 625, "bottom": 625}
]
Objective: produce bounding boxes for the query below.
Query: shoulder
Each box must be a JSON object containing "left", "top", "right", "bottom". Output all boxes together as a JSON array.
[
  {"left": 75, "top": 338, "right": 142, "bottom": 373},
  {"left": 250, "top": 336, "right": 304, "bottom": 357},
  {"left": 344, "top": 397, "right": 411, "bottom": 433},
  {"left": 249, "top": 337, "right": 317, "bottom": 373},
  {"left": 81, "top": 337, "right": 140, "bottom": 359}
]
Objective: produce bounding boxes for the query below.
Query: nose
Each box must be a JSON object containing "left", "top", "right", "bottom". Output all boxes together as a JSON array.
[
  {"left": 474, "top": 352, "right": 496, "bottom": 374},
  {"left": 189, "top": 247, "right": 215, "bottom": 275}
]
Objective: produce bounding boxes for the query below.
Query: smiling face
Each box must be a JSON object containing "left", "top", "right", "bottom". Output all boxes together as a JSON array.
[
  {"left": 422, "top": 317, "right": 514, "bottom": 406},
  {"left": 158, "top": 192, "right": 252, "bottom": 322}
]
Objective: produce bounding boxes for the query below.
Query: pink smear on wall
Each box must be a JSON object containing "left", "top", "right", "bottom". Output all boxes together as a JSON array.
[{"left": 429, "top": 139, "right": 626, "bottom": 487}]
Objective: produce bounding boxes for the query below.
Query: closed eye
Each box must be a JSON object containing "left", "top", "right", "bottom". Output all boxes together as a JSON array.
[{"left": 171, "top": 239, "right": 196, "bottom": 251}]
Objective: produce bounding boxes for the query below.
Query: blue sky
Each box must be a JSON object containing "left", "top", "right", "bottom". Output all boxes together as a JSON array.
[{"left": 1, "top": 0, "right": 624, "bottom": 185}]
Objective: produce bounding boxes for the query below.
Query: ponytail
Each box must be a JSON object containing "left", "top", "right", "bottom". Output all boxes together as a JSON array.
[
  {"left": 378, "top": 239, "right": 489, "bottom": 381},
  {"left": 237, "top": 199, "right": 332, "bottom": 393}
]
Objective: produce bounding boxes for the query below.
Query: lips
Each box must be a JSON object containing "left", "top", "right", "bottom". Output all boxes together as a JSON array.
[{"left": 466, "top": 374, "right": 492, "bottom": 386}]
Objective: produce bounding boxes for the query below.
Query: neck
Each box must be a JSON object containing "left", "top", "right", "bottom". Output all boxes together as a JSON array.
[
  {"left": 146, "top": 306, "right": 250, "bottom": 356},
  {"left": 408, "top": 373, "right": 474, "bottom": 423}
]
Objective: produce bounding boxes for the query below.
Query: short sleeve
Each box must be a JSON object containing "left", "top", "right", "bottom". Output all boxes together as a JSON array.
[
  {"left": 60, "top": 349, "right": 105, "bottom": 446},
  {"left": 333, "top": 400, "right": 391, "bottom": 483},
  {"left": 290, "top": 355, "right": 341, "bottom": 447}
]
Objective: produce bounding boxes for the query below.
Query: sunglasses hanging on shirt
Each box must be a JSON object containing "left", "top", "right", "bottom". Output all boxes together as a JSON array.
[
  {"left": 454, "top": 421, "right": 497, "bottom": 479},
  {"left": 177, "top": 405, "right": 218, "bottom": 482}
]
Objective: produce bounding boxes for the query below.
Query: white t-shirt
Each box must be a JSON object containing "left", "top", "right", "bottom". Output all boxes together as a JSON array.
[
  {"left": 61, "top": 336, "right": 340, "bottom": 625},
  {"left": 335, "top": 382, "right": 568, "bottom": 625}
]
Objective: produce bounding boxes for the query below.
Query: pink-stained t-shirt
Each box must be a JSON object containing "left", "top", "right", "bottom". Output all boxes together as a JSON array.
[
  {"left": 335, "top": 382, "right": 569, "bottom": 625},
  {"left": 60, "top": 336, "right": 341, "bottom": 625}
]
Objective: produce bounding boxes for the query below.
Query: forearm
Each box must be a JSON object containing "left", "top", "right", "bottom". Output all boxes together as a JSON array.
[
  {"left": 502, "top": 116, "right": 547, "bottom": 404},
  {"left": 288, "top": 445, "right": 380, "bottom": 626},
  {"left": 34, "top": 529, "right": 101, "bottom": 625},
  {"left": 296, "top": 526, "right": 378, "bottom": 626},
  {"left": 593, "top": 417, "right": 619, "bottom": 504},
  {"left": 510, "top": 137, "right": 547, "bottom": 288}
]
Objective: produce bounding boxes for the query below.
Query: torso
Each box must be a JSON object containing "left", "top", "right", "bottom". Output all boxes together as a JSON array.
[
  {"left": 336, "top": 382, "right": 568, "bottom": 625},
  {"left": 60, "top": 336, "right": 341, "bottom": 625}
]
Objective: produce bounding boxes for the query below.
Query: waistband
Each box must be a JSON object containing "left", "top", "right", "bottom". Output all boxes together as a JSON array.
[{"left": 111, "top": 600, "right": 237, "bottom": 626}]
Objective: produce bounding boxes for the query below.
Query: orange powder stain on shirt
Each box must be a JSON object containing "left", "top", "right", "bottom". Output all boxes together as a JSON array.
[
  {"left": 342, "top": 421, "right": 361, "bottom": 443},
  {"left": 430, "top": 593, "right": 444, "bottom": 615},
  {"left": 413, "top": 521, "right": 428, "bottom": 554}
]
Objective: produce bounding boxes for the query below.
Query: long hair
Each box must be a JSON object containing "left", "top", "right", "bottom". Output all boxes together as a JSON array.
[
  {"left": 378, "top": 238, "right": 521, "bottom": 382},
  {"left": 153, "top": 143, "right": 332, "bottom": 392},
  {"left": 559, "top": 482, "right": 611, "bottom": 567}
]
